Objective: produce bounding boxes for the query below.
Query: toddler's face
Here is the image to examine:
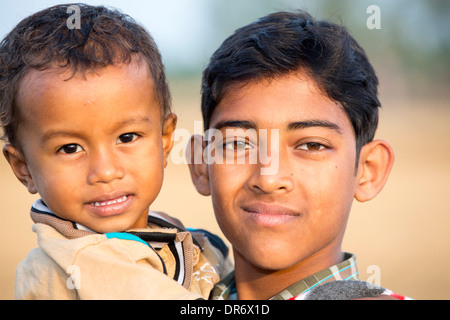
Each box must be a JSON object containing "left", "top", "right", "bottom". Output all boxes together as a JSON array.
[{"left": 11, "top": 59, "right": 175, "bottom": 233}]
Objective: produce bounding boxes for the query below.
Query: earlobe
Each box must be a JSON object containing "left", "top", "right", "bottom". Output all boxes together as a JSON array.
[
  {"left": 2, "top": 144, "right": 38, "bottom": 194},
  {"left": 355, "top": 140, "right": 394, "bottom": 202},
  {"left": 161, "top": 113, "right": 177, "bottom": 168},
  {"left": 186, "top": 134, "right": 211, "bottom": 196}
]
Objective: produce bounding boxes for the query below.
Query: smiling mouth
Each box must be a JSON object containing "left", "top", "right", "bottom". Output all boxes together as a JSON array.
[
  {"left": 242, "top": 203, "right": 299, "bottom": 216},
  {"left": 91, "top": 195, "right": 128, "bottom": 207},
  {"left": 87, "top": 194, "right": 133, "bottom": 217},
  {"left": 242, "top": 203, "right": 300, "bottom": 227}
]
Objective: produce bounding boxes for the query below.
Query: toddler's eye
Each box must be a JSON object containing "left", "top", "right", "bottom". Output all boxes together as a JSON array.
[
  {"left": 297, "top": 142, "right": 327, "bottom": 151},
  {"left": 117, "top": 133, "right": 139, "bottom": 144},
  {"left": 58, "top": 144, "right": 82, "bottom": 154}
]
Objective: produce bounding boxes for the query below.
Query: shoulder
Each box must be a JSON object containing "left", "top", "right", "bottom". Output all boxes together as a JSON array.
[
  {"left": 189, "top": 228, "right": 229, "bottom": 258},
  {"left": 188, "top": 228, "right": 234, "bottom": 279},
  {"left": 148, "top": 210, "right": 186, "bottom": 229},
  {"left": 15, "top": 247, "right": 76, "bottom": 299},
  {"left": 148, "top": 211, "right": 231, "bottom": 265},
  {"left": 300, "top": 280, "right": 412, "bottom": 300}
]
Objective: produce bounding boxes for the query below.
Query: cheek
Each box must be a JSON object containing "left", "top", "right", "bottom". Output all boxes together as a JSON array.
[
  {"left": 304, "top": 151, "right": 357, "bottom": 195},
  {"left": 303, "top": 164, "right": 357, "bottom": 233},
  {"left": 129, "top": 150, "right": 165, "bottom": 197},
  {"left": 28, "top": 159, "right": 70, "bottom": 195},
  {"left": 31, "top": 165, "right": 83, "bottom": 217},
  {"left": 208, "top": 164, "right": 247, "bottom": 227}
]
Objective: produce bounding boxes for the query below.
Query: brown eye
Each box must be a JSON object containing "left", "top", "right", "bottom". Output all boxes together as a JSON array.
[
  {"left": 297, "top": 142, "right": 326, "bottom": 151},
  {"left": 117, "top": 133, "right": 139, "bottom": 144},
  {"left": 58, "top": 144, "right": 82, "bottom": 154},
  {"left": 306, "top": 142, "right": 322, "bottom": 151}
]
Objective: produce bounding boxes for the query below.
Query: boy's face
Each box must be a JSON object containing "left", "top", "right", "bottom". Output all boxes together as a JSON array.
[
  {"left": 7, "top": 59, "right": 175, "bottom": 233},
  {"left": 199, "top": 74, "right": 360, "bottom": 271}
]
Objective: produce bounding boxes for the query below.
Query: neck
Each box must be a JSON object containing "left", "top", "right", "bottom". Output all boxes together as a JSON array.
[{"left": 233, "top": 245, "right": 343, "bottom": 300}]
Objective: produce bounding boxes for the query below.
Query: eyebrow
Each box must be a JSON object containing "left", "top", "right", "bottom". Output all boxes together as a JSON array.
[
  {"left": 41, "top": 116, "right": 151, "bottom": 143},
  {"left": 112, "top": 116, "right": 151, "bottom": 132},
  {"left": 287, "top": 120, "right": 343, "bottom": 134},
  {"left": 41, "top": 129, "right": 82, "bottom": 144},
  {"left": 211, "top": 119, "right": 342, "bottom": 134},
  {"left": 212, "top": 120, "right": 257, "bottom": 131}
]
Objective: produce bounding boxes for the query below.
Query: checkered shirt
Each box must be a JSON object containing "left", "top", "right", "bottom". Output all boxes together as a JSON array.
[{"left": 210, "top": 252, "right": 359, "bottom": 300}]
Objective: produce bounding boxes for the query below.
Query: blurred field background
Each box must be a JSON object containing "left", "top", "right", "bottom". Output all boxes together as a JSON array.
[{"left": 0, "top": 0, "right": 449, "bottom": 299}]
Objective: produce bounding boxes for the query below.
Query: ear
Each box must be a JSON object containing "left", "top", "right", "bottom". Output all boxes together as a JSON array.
[
  {"left": 186, "top": 134, "right": 211, "bottom": 196},
  {"left": 3, "top": 144, "right": 38, "bottom": 194},
  {"left": 355, "top": 140, "right": 394, "bottom": 202},
  {"left": 161, "top": 113, "right": 177, "bottom": 168}
]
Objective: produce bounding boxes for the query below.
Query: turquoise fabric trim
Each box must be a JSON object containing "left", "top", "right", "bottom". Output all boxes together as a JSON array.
[{"left": 105, "top": 232, "right": 149, "bottom": 247}]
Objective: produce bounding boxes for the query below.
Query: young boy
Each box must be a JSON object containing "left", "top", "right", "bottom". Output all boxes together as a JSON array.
[
  {"left": 0, "top": 4, "right": 231, "bottom": 299},
  {"left": 188, "top": 11, "right": 408, "bottom": 300}
]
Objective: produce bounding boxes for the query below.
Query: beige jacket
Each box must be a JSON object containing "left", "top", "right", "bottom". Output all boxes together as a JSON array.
[{"left": 15, "top": 200, "right": 233, "bottom": 300}]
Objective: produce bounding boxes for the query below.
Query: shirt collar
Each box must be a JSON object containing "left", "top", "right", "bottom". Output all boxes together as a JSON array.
[{"left": 210, "top": 252, "right": 358, "bottom": 300}]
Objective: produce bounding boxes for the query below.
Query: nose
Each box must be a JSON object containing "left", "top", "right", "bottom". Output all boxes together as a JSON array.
[
  {"left": 248, "top": 147, "right": 294, "bottom": 194},
  {"left": 87, "top": 148, "right": 125, "bottom": 185},
  {"left": 249, "top": 167, "right": 295, "bottom": 194}
]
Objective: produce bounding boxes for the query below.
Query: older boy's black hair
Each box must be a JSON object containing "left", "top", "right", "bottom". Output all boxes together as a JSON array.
[
  {"left": 201, "top": 11, "right": 380, "bottom": 158},
  {"left": 0, "top": 3, "right": 171, "bottom": 147}
]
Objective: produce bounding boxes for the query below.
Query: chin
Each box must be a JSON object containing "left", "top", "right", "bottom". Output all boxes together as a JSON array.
[
  {"left": 256, "top": 254, "right": 302, "bottom": 271},
  {"left": 87, "top": 216, "right": 137, "bottom": 234},
  {"left": 235, "top": 241, "right": 303, "bottom": 271}
]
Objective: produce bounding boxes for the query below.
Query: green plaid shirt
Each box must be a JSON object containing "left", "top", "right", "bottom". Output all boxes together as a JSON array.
[{"left": 210, "top": 252, "right": 359, "bottom": 300}]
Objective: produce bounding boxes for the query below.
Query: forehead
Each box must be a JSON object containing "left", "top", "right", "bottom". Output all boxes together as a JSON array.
[
  {"left": 16, "top": 59, "right": 158, "bottom": 121},
  {"left": 211, "top": 74, "right": 353, "bottom": 134},
  {"left": 17, "top": 58, "right": 152, "bottom": 104}
]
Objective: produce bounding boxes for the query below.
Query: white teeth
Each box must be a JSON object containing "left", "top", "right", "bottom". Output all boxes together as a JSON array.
[
  {"left": 91, "top": 196, "right": 127, "bottom": 207},
  {"left": 117, "top": 196, "right": 127, "bottom": 203}
]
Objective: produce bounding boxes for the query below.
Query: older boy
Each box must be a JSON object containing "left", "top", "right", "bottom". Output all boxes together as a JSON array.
[
  {"left": 188, "top": 11, "right": 407, "bottom": 300},
  {"left": 0, "top": 4, "right": 230, "bottom": 299}
]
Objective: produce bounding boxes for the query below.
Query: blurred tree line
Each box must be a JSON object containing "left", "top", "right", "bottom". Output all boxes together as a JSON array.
[{"left": 184, "top": 0, "right": 449, "bottom": 96}]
